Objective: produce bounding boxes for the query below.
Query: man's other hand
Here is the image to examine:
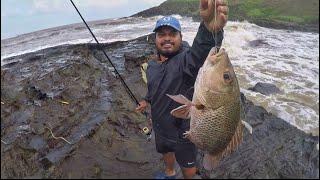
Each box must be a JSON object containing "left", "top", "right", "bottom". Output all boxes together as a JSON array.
[
  {"left": 136, "top": 100, "right": 148, "bottom": 113},
  {"left": 200, "top": 0, "right": 228, "bottom": 32}
]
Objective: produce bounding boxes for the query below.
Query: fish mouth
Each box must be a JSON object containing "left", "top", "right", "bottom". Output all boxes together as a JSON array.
[
  {"left": 208, "top": 48, "right": 227, "bottom": 65},
  {"left": 216, "top": 48, "right": 226, "bottom": 57}
]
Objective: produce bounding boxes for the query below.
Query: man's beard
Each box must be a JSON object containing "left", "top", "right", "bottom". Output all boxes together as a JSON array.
[{"left": 157, "top": 45, "right": 181, "bottom": 58}]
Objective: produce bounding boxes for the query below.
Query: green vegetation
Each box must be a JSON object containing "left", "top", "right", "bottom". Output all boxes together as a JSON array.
[
  {"left": 134, "top": 0, "right": 319, "bottom": 32},
  {"left": 167, "top": 0, "right": 319, "bottom": 24},
  {"left": 228, "top": 0, "right": 319, "bottom": 24}
]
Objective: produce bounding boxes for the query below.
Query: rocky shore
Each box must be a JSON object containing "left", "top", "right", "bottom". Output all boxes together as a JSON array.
[
  {"left": 132, "top": 0, "right": 319, "bottom": 33},
  {"left": 1, "top": 33, "right": 318, "bottom": 178}
]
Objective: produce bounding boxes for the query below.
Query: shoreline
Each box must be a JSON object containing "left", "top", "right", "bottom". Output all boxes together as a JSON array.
[
  {"left": 1, "top": 34, "right": 319, "bottom": 138},
  {"left": 1, "top": 35, "right": 318, "bottom": 178},
  {"left": 1, "top": 15, "right": 318, "bottom": 42},
  {"left": 131, "top": 0, "right": 319, "bottom": 34},
  {"left": 190, "top": 16, "right": 319, "bottom": 33}
]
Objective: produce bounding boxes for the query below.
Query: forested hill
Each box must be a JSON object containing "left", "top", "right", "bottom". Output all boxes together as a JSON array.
[{"left": 132, "top": 0, "right": 319, "bottom": 32}]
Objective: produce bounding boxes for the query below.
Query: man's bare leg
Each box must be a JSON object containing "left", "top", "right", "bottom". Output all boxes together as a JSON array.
[
  {"left": 182, "top": 167, "right": 197, "bottom": 179},
  {"left": 163, "top": 152, "right": 176, "bottom": 176}
]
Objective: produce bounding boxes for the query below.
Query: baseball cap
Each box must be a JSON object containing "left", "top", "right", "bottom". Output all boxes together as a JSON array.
[{"left": 153, "top": 16, "right": 181, "bottom": 32}]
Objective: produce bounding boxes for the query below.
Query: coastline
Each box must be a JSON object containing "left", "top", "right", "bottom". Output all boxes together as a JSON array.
[
  {"left": 131, "top": 0, "right": 319, "bottom": 33},
  {"left": 1, "top": 33, "right": 319, "bottom": 178}
]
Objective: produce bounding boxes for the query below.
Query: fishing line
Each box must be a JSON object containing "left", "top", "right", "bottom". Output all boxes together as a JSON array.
[
  {"left": 211, "top": 0, "right": 225, "bottom": 53},
  {"left": 69, "top": 0, "right": 151, "bottom": 140},
  {"left": 69, "top": 0, "right": 139, "bottom": 106}
]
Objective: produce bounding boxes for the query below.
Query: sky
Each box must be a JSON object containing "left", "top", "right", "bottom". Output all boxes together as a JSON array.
[{"left": 1, "top": 0, "right": 166, "bottom": 39}]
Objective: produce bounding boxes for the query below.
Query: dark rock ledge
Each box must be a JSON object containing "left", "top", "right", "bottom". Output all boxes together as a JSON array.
[{"left": 1, "top": 34, "right": 318, "bottom": 179}]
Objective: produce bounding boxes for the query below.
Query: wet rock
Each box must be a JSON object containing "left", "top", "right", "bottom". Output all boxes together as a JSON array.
[
  {"left": 114, "top": 126, "right": 126, "bottom": 137},
  {"left": 25, "top": 86, "right": 48, "bottom": 100},
  {"left": 11, "top": 110, "right": 33, "bottom": 125},
  {"left": 1, "top": 34, "right": 318, "bottom": 179},
  {"left": 1, "top": 85, "right": 24, "bottom": 104},
  {"left": 40, "top": 144, "right": 75, "bottom": 169},
  {"left": 25, "top": 54, "right": 43, "bottom": 63},
  {"left": 124, "top": 52, "right": 150, "bottom": 70},
  {"left": 247, "top": 39, "right": 269, "bottom": 47},
  {"left": 115, "top": 145, "right": 149, "bottom": 165},
  {"left": 28, "top": 137, "right": 46, "bottom": 152},
  {"left": 30, "top": 122, "right": 46, "bottom": 135},
  {"left": 248, "top": 82, "right": 281, "bottom": 95},
  {"left": 204, "top": 94, "right": 319, "bottom": 179}
]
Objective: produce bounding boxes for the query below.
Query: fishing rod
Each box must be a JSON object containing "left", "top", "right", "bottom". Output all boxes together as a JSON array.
[
  {"left": 69, "top": 0, "right": 152, "bottom": 140},
  {"left": 69, "top": 0, "right": 139, "bottom": 105}
]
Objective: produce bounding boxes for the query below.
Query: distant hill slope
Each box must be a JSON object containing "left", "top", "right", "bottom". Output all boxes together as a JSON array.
[{"left": 132, "top": 0, "right": 319, "bottom": 32}]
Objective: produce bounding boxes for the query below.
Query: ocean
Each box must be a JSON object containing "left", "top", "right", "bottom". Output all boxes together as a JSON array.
[{"left": 1, "top": 15, "right": 319, "bottom": 135}]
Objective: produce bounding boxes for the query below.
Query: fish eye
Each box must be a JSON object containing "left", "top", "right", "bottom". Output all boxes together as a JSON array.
[
  {"left": 223, "top": 72, "right": 231, "bottom": 80},
  {"left": 223, "top": 72, "right": 233, "bottom": 83}
]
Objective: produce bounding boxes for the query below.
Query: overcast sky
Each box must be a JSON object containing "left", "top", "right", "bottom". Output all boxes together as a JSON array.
[{"left": 1, "top": 0, "right": 166, "bottom": 39}]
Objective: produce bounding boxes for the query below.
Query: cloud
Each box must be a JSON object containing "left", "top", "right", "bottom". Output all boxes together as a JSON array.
[
  {"left": 1, "top": 0, "right": 29, "bottom": 17},
  {"left": 140, "top": 0, "right": 166, "bottom": 5},
  {"left": 2, "top": 0, "right": 166, "bottom": 16},
  {"left": 32, "top": 0, "right": 68, "bottom": 13},
  {"left": 77, "top": 0, "right": 129, "bottom": 8},
  {"left": 31, "top": 0, "right": 131, "bottom": 13}
]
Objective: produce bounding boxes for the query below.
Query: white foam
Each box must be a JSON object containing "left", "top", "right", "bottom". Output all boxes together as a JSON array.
[
  {"left": 1, "top": 38, "right": 91, "bottom": 62},
  {"left": 1, "top": 17, "right": 319, "bottom": 135}
]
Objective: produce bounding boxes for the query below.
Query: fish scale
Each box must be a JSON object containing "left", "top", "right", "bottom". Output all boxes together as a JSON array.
[{"left": 190, "top": 100, "right": 240, "bottom": 152}]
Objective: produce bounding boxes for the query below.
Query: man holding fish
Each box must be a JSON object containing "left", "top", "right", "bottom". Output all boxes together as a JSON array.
[{"left": 136, "top": 0, "right": 234, "bottom": 179}]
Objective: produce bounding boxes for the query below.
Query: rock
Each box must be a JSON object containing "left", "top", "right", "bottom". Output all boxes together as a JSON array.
[
  {"left": 247, "top": 39, "right": 269, "bottom": 47},
  {"left": 25, "top": 86, "right": 48, "bottom": 100},
  {"left": 29, "top": 136, "right": 47, "bottom": 151},
  {"left": 248, "top": 82, "right": 281, "bottom": 95},
  {"left": 205, "top": 94, "right": 319, "bottom": 179},
  {"left": 124, "top": 52, "right": 149, "bottom": 71},
  {"left": 1, "top": 34, "right": 318, "bottom": 179}
]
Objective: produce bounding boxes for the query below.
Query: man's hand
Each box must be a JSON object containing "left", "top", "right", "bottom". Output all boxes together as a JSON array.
[
  {"left": 136, "top": 100, "right": 148, "bottom": 113},
  {"left": 200, "top": 0, "right": 228, "bottom": 32}
]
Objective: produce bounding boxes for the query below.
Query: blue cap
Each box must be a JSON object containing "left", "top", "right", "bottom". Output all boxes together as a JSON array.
[{"left": 153, "top": 16, "right": 181, "bottom": 32}]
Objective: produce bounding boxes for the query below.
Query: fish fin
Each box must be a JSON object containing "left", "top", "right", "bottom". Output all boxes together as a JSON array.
[
  {"left": 203, "top": 153, "right": 213, "bottom": 170},
  {"left": 167, "top": 94, "right": 193, "bottom": 119},
  {"left": 183, "top": 131, "right": 191, "bottom": 139},
  {"left": 227, "top": 122, "right": 243, "bottom": 153},
  {"left": 203, "top": 153, "right": 220, "bottom": 171},
  {"left": 170, "top": 105, "right": 191, "bottom": 119},
  {"left": 222, "top": 120, "right": 244, "bottom": 157},
  {"left": 166, "top": 94, "right": 192, "bottom": 105},
  {"left": 241, "top": 120, "right": 253, "bottom": 134},
  {"left": 204, "top": 120, "right": 244, "bottom": 170}
]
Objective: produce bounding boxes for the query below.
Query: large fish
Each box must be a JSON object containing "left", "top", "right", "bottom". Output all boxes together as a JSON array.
[{"left": 167, "top": 47, "right": 251, "bottom": 170}]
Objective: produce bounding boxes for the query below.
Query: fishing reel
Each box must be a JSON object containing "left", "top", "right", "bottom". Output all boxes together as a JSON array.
[
  {"left": 142, "top": 127, "right": 152, "bottom": 141},
  {"left": 141, "top": 111, "right": 152, "bottom": 141}
]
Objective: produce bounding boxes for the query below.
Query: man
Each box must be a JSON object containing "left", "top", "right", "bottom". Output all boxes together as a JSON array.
[{"left": 136, "top": 0, "right": 228, "bottom": 179}]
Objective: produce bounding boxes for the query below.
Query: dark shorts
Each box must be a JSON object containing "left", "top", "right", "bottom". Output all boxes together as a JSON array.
[{"left": 155, "top": 133, "right": 197, "bottom": 168}]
